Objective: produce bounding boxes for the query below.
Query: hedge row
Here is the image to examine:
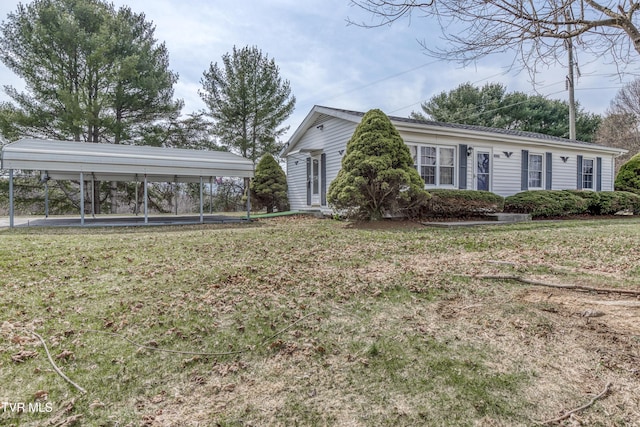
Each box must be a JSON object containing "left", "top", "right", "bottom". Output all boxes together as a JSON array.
[
  {"left": 418, "top": 189, "right": 640, "bottom": 218},
  {"left": 567, "top": 190, "right": 640, "bottom": 215},
  {"left": 503, "top": 190, "right": 640, "bottom": 218},
  {"left": 422, "top": 189, "right": 504, "bottom": 218},
  {"left": 503, "top": 190, "right": 587, "bottom": 217}
]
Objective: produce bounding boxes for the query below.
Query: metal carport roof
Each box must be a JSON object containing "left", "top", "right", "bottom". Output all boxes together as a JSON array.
[
  {"left": 0, "top": 138, "right": 254, "bottom": 181},
  {"left": 1, "top": 138, "right": 255, "bottom": 227}
]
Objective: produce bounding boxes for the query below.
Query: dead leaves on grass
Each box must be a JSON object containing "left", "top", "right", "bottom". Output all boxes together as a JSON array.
[
  {"left": 11, "top": 349, "right": 38, "bottom": 363},
  {"left": 48, "top": 398, "right": 82, "bottom": 427}
]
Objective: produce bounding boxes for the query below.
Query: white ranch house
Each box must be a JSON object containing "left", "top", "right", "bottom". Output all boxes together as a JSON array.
[{"left": 281, "top": 106, "right": 626, "bottom": 213}]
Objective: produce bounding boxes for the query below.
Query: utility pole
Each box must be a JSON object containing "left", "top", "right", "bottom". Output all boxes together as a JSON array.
[
  {"left": 566, "top": 14, "right": 577, "bottom": 140},
  {"left": 567, "top": 37, "right": 576, "bottom": 140}
]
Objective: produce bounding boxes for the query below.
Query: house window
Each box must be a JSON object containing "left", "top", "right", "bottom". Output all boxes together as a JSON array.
[
  {"left": 408, "top": 145, "right": 418, "bottom": 170},
  {"left": 420, "top": 147, "right": 436, "bottom": 185},
  {"left": 528, "top": 153, "right": 543, "bottom": 188},
  {"left": 440, "top": 147, "right": 455, "bottom": 185},
  {"left": 582, "top": 158, "right": 594, "bottom": 189},
  {"left": 418, "top": 146, "right": 455, "bottom": 186}
]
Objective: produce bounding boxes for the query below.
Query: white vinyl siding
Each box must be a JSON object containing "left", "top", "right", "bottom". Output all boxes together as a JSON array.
[
  {"left": 286, "top": 117, "right": 357, "bottom": 211},
  {"left": 491, "top": 146, "right": 522, "bottom": 196}
]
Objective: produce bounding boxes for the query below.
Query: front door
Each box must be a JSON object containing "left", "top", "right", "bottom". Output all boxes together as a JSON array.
[
  {"left": 311, "top": 156, "right": 320, "bottom": 205},
  {"left": 476, "top": 151, "right": 491, "bottom": 191}
]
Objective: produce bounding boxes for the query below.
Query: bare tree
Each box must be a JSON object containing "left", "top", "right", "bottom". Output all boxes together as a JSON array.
[
  {"left": 349, "top": 1, "right": 640, "bottom": 74},
  {"left": 597, "top": 79, "right": 640, "bottom": 172}
]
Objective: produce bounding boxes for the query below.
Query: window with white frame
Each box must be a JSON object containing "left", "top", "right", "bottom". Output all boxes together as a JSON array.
[
  {"left": 420, "top": 146, "right": 437, "bottom": 185},
  {"left": 408, "top": 145, "right": 418, "bottom": 170},
  {"left": 528, "top": 153, "right": 543, "bottom": 188},
  {"left": 582, "top": 158, "right": 594, "bottom": 189},
  {"left": 439, "top": 147, "right": 455, "bottom": 185},
  {"left": 411, "top": 145, "right": 456, "bottom": 186}
]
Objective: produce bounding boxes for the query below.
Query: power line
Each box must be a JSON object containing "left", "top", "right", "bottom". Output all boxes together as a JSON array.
[
  {"left": 308, "top": 51, "right": 628, "bottom": 122},
  {"left": 316, "top": 60, "right": 440, "bottom": 104}
]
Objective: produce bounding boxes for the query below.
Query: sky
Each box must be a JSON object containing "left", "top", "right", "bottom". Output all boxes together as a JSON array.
[{"left": 0, "top": 0, "right": 638, "bottom": 142}]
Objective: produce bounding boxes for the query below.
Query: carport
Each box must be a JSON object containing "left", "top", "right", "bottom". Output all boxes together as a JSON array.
[{"left": 1, "top": 138, "right": 254, "bottom": 228}]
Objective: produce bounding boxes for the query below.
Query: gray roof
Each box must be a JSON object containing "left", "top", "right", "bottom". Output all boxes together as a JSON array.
[
  {"left": 1, "top": 139, "right": 254, "bottom": 182},
  {"left": 327, "top": 106, "right": 598, "bottom": 146}
]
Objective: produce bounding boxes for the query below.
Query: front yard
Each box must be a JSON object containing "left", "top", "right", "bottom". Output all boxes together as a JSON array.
[{"left": 1, "top": 216, "right": 639, "bottom": 426}]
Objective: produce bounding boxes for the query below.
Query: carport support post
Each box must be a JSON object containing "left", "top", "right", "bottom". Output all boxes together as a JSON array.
[
  {"left": 245, "top": 177, "right": 251, "bottom": 220},
  {"left": 80, "top": 172, "right": 85, "bottom": 226},
  {"left": 8, "top": 169, "right": 14, "bottom": 228},
  {"left": 209, "top": 177, "right": 213, "bottom": 214},
  {"left": 44, "top": 180, "right": 49, "bottom": 218},
  {"left": 144, "top": 174, "right": 148, "bottom": 224},
  {"left": 199, "top": 176, "right": 204, "bottom": 224},
  {"left": 91, "top": 174, "right": 95, "bottom": 217},
  {"left": 134, "top": 176, "right": 138, "bottom": 215},
  {"left": 174, "top": 176, "right": 178, "bottom": 216}
]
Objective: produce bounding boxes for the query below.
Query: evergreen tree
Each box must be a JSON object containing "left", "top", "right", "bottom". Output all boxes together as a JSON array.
[
  {"left": 199, "top": 45, "right": 295, "bottom": 163},
  {"left": 0, "top": 0, "right": 181, "bottom": 143},
  {"left": 411, "top": 82, "right": 601, "bottom": 142},
  {"left": 250, "top": 154, "right": 289, "bottom": 213},
  {"left": 327, "top": 109, "right": 429, "bottom": 220}
]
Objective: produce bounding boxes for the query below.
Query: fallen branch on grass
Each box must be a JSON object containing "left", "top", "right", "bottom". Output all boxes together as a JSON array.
[
  {"left": 29, "top": 330, "right": 87, "bottom": 395},
  {"left": 542, "top": 382, "right": 612, "bottom": 425},
  {"left": 259, "top": 311, "right": 320, "bottom": 345},
  {"left": 475, "top": 275, "right": 640, "bottom": 297}
]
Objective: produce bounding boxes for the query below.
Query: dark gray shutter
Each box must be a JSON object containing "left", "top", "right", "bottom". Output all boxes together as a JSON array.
[
  {"left": 521, "top": 150, "right": 529, "bottom": 191},
  {"left": 576, "top": 155, "right": 583, "bottom": 190},
  {"left": 596, "top": 157, "right": 602, "bottom": 191},
  {"left": 306, "top": 157, "right": 311, "bottom": 205},
  {"left": 545, "top": 152, "right": 552, "bottom": 190},
  {"left": 320, "top": 153, "right": 327, "bottom": 206},
  {"left": 458, "top": 144, "right": 467, "bottom": 189}
]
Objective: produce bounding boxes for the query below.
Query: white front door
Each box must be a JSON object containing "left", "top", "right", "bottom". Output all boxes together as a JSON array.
[
  {"left": 311, "top": 156, "right": 321, "bottom": 205},
  {"left": 476, "top": 151, "right": 491, "bottom": 191}
]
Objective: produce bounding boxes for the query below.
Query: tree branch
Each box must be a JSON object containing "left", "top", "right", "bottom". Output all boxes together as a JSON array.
[
  {"left": 475, "top": 274, "right": 640, "bottom": 296},
  {"left": 30, "top": 330, "right": 87, "bottom": 394},
  {"left": 542, "top": 382, "right": 612, "bottom": 425}
]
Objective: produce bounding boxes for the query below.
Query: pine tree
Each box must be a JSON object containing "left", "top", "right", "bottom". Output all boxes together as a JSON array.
[
  {"left": 199, "top": 45, "right": 295, "bottom": 163},
  {"left": 327, "top": 109, "right": 429, "bottom": 220}
]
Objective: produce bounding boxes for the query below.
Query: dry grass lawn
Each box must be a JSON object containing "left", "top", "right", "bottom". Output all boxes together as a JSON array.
[{"left": 1, "top": 216, "right": 639, "bottom": 426}]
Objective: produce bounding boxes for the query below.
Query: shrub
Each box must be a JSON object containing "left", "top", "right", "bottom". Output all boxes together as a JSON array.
[
  {"left": 327, "top": 109, "right": 429, "bottom": 220},
  {"left": 250, "top": 154, "right": 289, "bottom": 213},
  {"left": 422, "top": 190, "right": 504, "bottom": 218},
  {"left": 504, "top": 190, "right": 588, "bottom": 218},
  {"left": 615, "top": 152, "right": 640, "bottom": 195},
  {"left": 567, "top": 190, "right": 640, "bottom": 215}
]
